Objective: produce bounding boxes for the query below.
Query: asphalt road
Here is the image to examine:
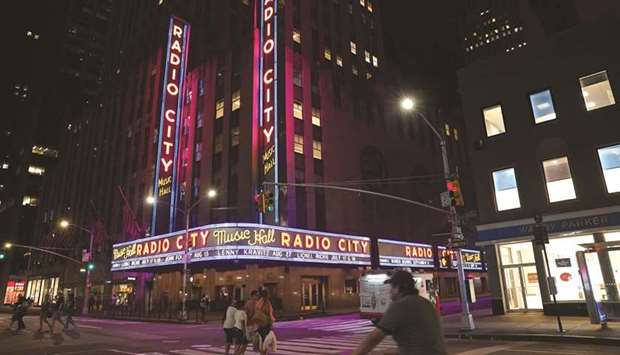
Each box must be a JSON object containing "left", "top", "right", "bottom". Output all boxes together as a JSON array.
[{"left": 0, "top": 313, "right": 618, "bottom": 355}]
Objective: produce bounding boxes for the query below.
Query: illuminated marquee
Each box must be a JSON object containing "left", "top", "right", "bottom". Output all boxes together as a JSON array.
[
  {"left": 260, "top": 0, "right": 277, "bottom": 175},
  {"left": 438, "top": 246, "right": 483, "bottom": 271},
  {"left": 151, "top": 16, "right": 190, "bottom": 235},
  {"left": 111, "top": 223, "right": 371, "bottom": 271},
  {"left": 378, "top": 239, "right": 435, "bottom": 268}
]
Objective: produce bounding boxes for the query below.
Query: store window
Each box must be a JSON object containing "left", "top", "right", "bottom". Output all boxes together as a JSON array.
[
  {"left": 580, "top": 71, "right": 615, "bottom": 111},
  {"left": 499, "top": 241, "right": 535, "bottom": 265},
  {"left": 530, "top": 89, "right": 557, "bottom": 124},
  {"left": 542, "top": 157, "right": 576, "bottom": 202},
  {"left": 605, "top": 231, "right": 620, "bottom": 241},
  {"left": 492, "top": 168, "right": 521, "bottom": 211},
  {"left": 344, "top": 279, "right": 358, "bottom": 294},
  {"left": 598, "top": 144, "right": 620, "bottom": 193},
  {"left": 546, "top": 235, "right": 593, "bottom": 301},
  {"left": 483, "top": 105, "right": 506, "bottom": 137},
  {"left": 293, "top": 101, "right": 303, "bottom": 120},
  {"left": 294, "top": 134, "right": 304, "bottom": 154}
]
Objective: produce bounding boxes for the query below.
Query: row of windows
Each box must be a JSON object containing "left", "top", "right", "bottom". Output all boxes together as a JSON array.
[
  {"left": 492, "top": 144, "right": 620, "bottom": 211},
  {"left": 483, "top": 70, "right": 616, "bottom": 137},
  {"left": 294, "top": 134, "right": 323, "bottom": 160},
  {"left": 293, "top": 101, "right": 321, "bottom": 127}
]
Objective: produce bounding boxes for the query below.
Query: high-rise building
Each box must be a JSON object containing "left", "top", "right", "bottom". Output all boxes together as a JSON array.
[{"left": 31, "top": 0, "right": 476, "bottom": 313}]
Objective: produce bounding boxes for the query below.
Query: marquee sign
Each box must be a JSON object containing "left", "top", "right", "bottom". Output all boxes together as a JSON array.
[
  {"left": 438, "top": 246, "right": 483, "bottom": 271},
  {"left": 378, "top": 239, "right": 434, "bottom": 268},
  {"left": 151, "top": 16, "right": 190, "bottom": 235},
  {"left": 111, "top": 223, "right": 371, "bottom": 271}
]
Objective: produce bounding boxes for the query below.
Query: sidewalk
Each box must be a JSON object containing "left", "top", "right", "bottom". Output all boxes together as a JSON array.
[{"left": 443, "top": 310, "right": 620, "bottom": 346}]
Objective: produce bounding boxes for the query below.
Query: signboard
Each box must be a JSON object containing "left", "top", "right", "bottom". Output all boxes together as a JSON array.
[
  {"left": 437, "top": 246, "right": 483, "bottom": 271},
  {"left": 3, "top": 280, "right": 26, "bottom": 305},
  {"left": 151, "top": 16, "right": 191, "bottom": 235},
  {"left": 258, "top": 0, "right": 279, "bottom": 222},
  {"left": 555, "top": 258, "right": 572, "bottom": 268},
  {"left": 112, "top": 223, "right": 371, "bottom": 271},
  {"left": 378, "top": 239, "right": 434, "bottom": 268}
]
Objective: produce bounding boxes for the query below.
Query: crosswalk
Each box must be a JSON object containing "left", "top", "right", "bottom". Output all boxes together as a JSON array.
[
  {"left": 274, "top": 317, "right": 374, "bottom": 334},
  {"left": 135, "top": 333, "right": 397, "bottom": 355}
]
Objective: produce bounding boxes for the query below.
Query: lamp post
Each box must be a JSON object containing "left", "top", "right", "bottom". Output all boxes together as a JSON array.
[
  {"left": 400, "top": 97, "right": 475, "bottom": 331},
  {"left": 59, "top": 220, "right": 94, "bottom": 315},
  {"left": 147, "top": 188, "right": 217, "bottom": 320}
]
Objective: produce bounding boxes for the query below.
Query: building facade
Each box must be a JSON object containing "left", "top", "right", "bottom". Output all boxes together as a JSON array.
[{"left": 459, "top": 16, "right": 620, "bottom": 316}]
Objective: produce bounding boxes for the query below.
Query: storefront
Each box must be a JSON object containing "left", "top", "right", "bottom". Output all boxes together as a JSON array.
[
  {"left": 24, "top": 276, "right": 60, "bottom": 306},
  {"left": 478, "top": 206, "right": 620, "bottom": 316},
  {"left": 3, "top": 280, "right": 27, "bottom": 305}
]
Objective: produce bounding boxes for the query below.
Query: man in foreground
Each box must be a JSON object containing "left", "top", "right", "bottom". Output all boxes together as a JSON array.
[{"left": 352, "top": 270, "right": 447, "bottom": 355}]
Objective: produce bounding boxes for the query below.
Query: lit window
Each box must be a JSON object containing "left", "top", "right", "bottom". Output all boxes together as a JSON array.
[
  {"left": 372, "top": 55, "right": 378, "bottom": 67},
  {"left": 313, "top": 140, "right": 322, "bottom": 160},
  {"left": 542, "top": 157, "right": 576, "bottom": 202},
  {"left": 214, "top": 135, "right": 223, "bottom": 153},
  {"left": 454, "top": 128, "right": 459, "bottom": 141},
  {"left": 292, "top": 30, "right": 301, "bottom": 44},
  {"left": 336, "top": 56, "right": 343, "bottom": 67},
  {"left": 530, "top": 89, "right": 557, "bottom": 124},
  {"left": 367, "top": 0, "right": 373, "bottom": 12},
  {"left": 492, "top": 168, "right": 521, "bottom": 211},
  {"left": 294, "top": 134, "right": 304, "bottom": 154},
  {"left": 580, "top": 71, "right": 615, "bottom": 111},
  {"left": 1, "top": 163, "right": 9, "bottom": 170},
  {"left": 598, "top": 144, "right": 620, "bottom": 193},
  {"left": 352, "top": 65, "right": 359, "bottom": 76},
  {"left": 22, "top": 196, "right": 38, "bottom": 207},
  {"left": 366, "top": 72, "right": 372, "bottom": 80},
  {"left": 293, "top": 101, "right": 303, "bottom": 120},
  {"left": 31, "top": 146, "right": 59, "bottom": 158},
  {"left": 231, "top": 127, "right": 240, "bottom": 147},
  {"left": 350, "top": 41, "right": 357, "bottom": 55},
  {"left": 482, "top": 105, "right": 506, "bottom": 137},
  {"left": 359, "top": 0, "right": 365, "bottom": 6},
  {"left": 364, "top": 51, "right": 371, "bottom": 63},
  {"left": 195, "top": 143, "right": 202, "bottom": 162},
  {"left": 324, "top": 48, "right": 332, "bottom": 61},
  {"left": 444, "top": 123, "right": 451, "bottom": 136},
  {"left": 232, "top": 90, "right": 241, "bottom": 111},
  {"left": 312, "top": 108, "right": 321, "bottom": 126},
  {"left": 197, "top": 112, "right": 204, "bottom": 128},
  {"left": 27, "top": 166, "right": 45, "bottom": 176},
  {"left": 215, "top": 99, "right": 224, "bottom": 119}
]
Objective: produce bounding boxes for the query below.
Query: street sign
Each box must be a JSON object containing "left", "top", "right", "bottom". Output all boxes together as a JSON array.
[{"left": 440, "top": 191, "right": 451, "bottom": 207}]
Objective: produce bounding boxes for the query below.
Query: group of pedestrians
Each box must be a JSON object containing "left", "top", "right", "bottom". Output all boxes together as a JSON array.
[
  {"left": 8, "top": 291, "right": 78, "bottom": 334},
  {"left": 222, "top": 289, "right": 277, "bottom": 355}
]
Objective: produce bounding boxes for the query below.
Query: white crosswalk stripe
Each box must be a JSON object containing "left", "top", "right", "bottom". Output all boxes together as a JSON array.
[{"left": 274, "top": 318, "right": 374, "bottom": 334}]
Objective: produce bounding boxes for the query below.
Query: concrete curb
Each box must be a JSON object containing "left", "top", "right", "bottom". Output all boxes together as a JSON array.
[{"left": 445, "top": 332, "right": 620, "bottom": 346}]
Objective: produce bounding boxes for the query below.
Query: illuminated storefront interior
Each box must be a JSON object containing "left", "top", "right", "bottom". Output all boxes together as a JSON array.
[{"left": 24, "top": 277, "right": 60, "bottom": 306}]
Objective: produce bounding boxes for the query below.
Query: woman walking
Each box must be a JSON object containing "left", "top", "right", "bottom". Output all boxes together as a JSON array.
[
  {"left": 64, "top": 291, "right": 78, "bottom": 331},
  {"left": 38, "top": 294, "right": 53, "bottom": 333},
  {"left": 50, "top": 291, "right": 65, "bottom": 332},
  {"left": 252, "top": 290, "right": 276, "bottom": 355}
]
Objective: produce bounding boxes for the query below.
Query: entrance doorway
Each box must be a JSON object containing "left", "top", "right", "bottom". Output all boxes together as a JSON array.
[
  {"left": 301, "top": 277, "right": 326, "bottom": 311},
  {"left": 503, "top": 265, "right": 543, "bottom": 310}
]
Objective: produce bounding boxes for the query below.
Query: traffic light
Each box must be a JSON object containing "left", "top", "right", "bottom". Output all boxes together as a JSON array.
[
  {"left": 87, "top": 262, "right": 95, "bottom": 271},
  {"left": 265, "top": 191, "right": 274, "bottom": 212},
  {"left": 446, "top": 179, "right": 465, "bottom": 206},
  {"left": 254, "top": 192, "right": 264, "bottom": 213},
  {"left": 0, "top": 250, "right": 6, "bottom": 260},
  {"left": 439, "top": 251, "right": 453, "bottom": 268}
]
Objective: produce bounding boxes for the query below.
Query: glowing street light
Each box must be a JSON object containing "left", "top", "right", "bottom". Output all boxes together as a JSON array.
[
  {"left": 207, "top": 189, "right": 217, "bottom": 199},
  {"left": 400, "top": 97, "right": 415, "bottom": 112},
  {"left": 59, "top": 220, "right": 70, "bottom": 229},
  {"left": 4, "top": 242, "right": 12, "bottom": 249},
  {"left": 145, "top": 196, "right": 156, "bottom": 205}
]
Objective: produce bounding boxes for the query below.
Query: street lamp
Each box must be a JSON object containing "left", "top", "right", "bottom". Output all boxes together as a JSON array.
[
  {"left": 4, "top": 242, "right": 12, "bottom": 249},
  {"left": 59, "top": 219, "right": 94, "bottom": 315},
  {"left": 146, "top": 188, "right": 217, "bottom": 320},
  {"left": 400, "top": 96, "right": 475, "bottom": 331}
]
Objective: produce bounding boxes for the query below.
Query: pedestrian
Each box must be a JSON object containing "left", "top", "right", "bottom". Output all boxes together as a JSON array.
[
  {"left": 51, "top": 291, "right": 65, "bottom": 332},
  {"left": 233, "top": 300, "right": 249, "bottom": 355},
  {"left": 8, "top": 294, "right": 28, "bottom": 331},
  {"left": 95, "top": 293, "right": 102, "bottom": 312},
  {"left": 38, "top": 294, "right": 53, "bottom": 333},
  {"left": 352, "top": 270, "right": 447, "bottom": 355},
  {"left": 223, "top": 299, "right": 238, "bottom": 355},
  {"left": 64, "top": 291, "right": 78, "bottom": 331},
  {"left": 200, "top": 294, "right": 210, "bottom": 322},
  {"left": 245, "top": 290, "right": 259, "bottom": 320},
  {"left": 252, "top": 290, "right": 276, "bottom": 355},
  {"left": 88, "top": 294, "right": 95, "bottom": 313}
]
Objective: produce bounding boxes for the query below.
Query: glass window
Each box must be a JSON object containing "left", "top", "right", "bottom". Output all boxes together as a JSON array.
[
  {"left": 530, "top": 89, "right": 557, "bottom": 123},
  {"left": 483, "top": 105, "right": 506, "bottom": 136},
  {"left": 605, "top": 231, "right": 620, "bottom": 242},
  {"left": 294, "top": 134, "right": 304, "bottom": 154},
  {"left": 195, "top": 143, "right": 202, "bottom": 162},
  {"left": 492, "top": 168, "right": 521, "bottom": 211},
  {"left": 312, "top": 108, "right": 321, "bottom": 126},
  {"left": 359, "top": 0, "right": 365, "bottom": 6},
  {"left": 27, "top": 165, "right": 45, "bottom": 176},
  {"left": 350, "top": 41, "right": 357, "bottom": 55},
  {"left": 547, "top": 235, "right": 594, "bottom": 301},
  {"left": 372, "top": 55, "right": 378, "bottom": 67},
  {"left": 313, "top": 140, "right": 322, "bottom": 160},
  {"left": 215, "top": 99, "right": 224, "bottom": 119},
  {"left": 499, "top": 241, "right": 535, "bottom": 265},
  {"left": 292, "top": 30, "right": 301, "bottom": 44},
  {"left": 324, "top": 48, "right": 332, "bottom": 61},
  {"left": 542, "top": 157, "right": 576, "bottom": 202},
  {"left": 22, "top": 196, "right": 38, "bottom": 206},
  {"left": 364, "top": 50, "right": 371, "bottom": 63},
  {"left": 231, "top": 127, "right": 240, "bottom": 147},
  {"left": 352, "top": 65, "right": 358, "bottom": 76},
  {"left": 336, "top": 56, "right": 343, "bottom": 67},
  {"left": 598, "top": 144, "right": 620, "bottom": 193},
  {"left": 231, "top": 90, "right": 241, "bottom": 111},
  {"left": 293, "top": 101, "right": 303, "bottom": 120},
  {"left": 580, "top": 71, "right": 615, "bottom": 111},
  {"left": 214, "top": 135, "right": 223, "bottom": 153},
  {"left": 367, "top": 0, "right": 373, "bottom": 12}
]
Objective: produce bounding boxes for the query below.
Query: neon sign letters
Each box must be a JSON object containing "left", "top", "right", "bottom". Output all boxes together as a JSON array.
[
  {"left": 151, "top": 16, "right": 190, "bottom": 235},
  {"left": 378, "top": 239, "right": 435, "bottom": 268},
  {"left": 111, "top": 223, "right": 372, "bottom": 271},
  {"left": 260, "top": 0, "right": 277, "bottom": 176},
  {"left": 438, "top": 246, "right": 483, "bottom": 271}
]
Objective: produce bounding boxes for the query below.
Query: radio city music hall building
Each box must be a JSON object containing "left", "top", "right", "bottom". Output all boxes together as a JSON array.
[{"left": 35, "top": 0, "right": 471, "bottom": 313}]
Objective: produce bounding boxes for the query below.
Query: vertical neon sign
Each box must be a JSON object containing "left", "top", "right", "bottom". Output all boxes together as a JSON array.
[
  {"left": 260, "top": 0, "right": 279, "bottom": 223},
  {"left": 151, "top": 16, "right": 191, "bottom": 236}
]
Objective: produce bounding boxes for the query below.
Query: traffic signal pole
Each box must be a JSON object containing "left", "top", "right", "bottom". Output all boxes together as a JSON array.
[{"left": 82, "top": 231, "right": 94, "bottom": 315}]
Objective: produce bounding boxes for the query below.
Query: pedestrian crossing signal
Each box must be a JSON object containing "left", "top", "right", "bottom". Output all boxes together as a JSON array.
[{"left": 447, "top": 179, "right": 465, "bottom": 206}]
